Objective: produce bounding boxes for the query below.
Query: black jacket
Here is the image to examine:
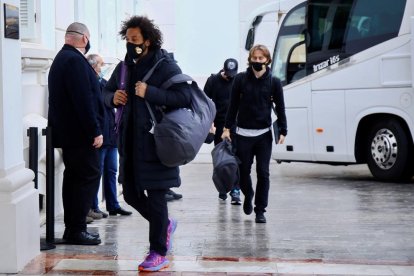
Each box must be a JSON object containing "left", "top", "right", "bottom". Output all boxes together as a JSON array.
[
  {"left": 48, "top": 44, "right": 105, "bottom": 147},
  {"left": 224, "top": 67, "right": 287, "bottom": 136},
  {"left": 104, "top": 49, "right": 191, "bottom": 191},
  {"left": 204, "top": 71, "right": 234, "bottom": 124}
]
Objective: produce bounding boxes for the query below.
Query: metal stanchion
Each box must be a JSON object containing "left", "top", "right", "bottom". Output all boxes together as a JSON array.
[
  {"left": 28, "top": 127, "right": 55, "bottom": 250},
  {"left": 27, "top": 127, "right": 39, "bottom": 195},
  {"left": 41, "top": 127, "right": 56, "bottom": 250},
  {"left": 27, "top": 127, "right": 44, "bottom": 210}
]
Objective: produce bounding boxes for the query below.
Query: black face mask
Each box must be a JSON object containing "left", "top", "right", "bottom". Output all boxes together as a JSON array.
[
  {"left": 126, "top": 42, "right": 146, "bottom": 59},
  {"left": 251, "top": 61, "right": 265, "bottom": 72},
  {"left": 84, "top": 39, "right": 91, "bottom": 54}
]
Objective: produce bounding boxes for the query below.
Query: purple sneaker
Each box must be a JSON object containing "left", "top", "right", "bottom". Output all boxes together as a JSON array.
[
  {"left": 166, "top": 218, "right": 177, "bottom": 252},
  {"left": 138, "top": 251, "right": 169, "bottom": 272}
]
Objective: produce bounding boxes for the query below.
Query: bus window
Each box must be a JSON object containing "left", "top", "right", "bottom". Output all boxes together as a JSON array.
[
  {"left": 287, "top": 42, "right": 306, "bottom": 83},
  {"left": 344, "top": 0, "right": 406, "bottom": 55},
  {"left": 271, "top": 3, "right": 306, "bottom": 85},
  {"left": 273, "top": 34, "right": 305, "bottom": 84},
  {"left": 306, "top": 0, "right": 405, "bottom": 74},
  {"left": 306, "top": 0, "right": 353, "bottom": 73}
]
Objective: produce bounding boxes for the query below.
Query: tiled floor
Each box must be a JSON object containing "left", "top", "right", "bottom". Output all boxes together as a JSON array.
[{"left": 14, "top": 160, "right": 414, "bottom": 275}]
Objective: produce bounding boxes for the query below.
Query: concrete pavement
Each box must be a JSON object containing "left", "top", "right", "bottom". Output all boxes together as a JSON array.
[{"left": 14, "top": 157, "right": 414, "bottom": 275}]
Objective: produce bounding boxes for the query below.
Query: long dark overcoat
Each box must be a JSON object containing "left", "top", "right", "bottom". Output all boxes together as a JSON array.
[
  {"left": 48, "top": 44, "right": 105, "bottom": 147},
  {"left": 104, "top": 49, "right": 191, "bottom": 191}
]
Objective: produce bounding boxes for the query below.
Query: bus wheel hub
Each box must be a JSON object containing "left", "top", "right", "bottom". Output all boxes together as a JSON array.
[{"left": 371, "top": 128, "right": 398, "bottom": 170}]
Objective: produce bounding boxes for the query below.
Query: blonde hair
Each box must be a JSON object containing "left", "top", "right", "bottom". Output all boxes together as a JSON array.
[{"left": 247, "top": 44, "right": 272, "bottom": 65}]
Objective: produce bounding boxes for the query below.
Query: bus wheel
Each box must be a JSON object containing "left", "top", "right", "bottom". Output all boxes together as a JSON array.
[{"left": 366, "top": 119, "right": 413, "bottom": 182}]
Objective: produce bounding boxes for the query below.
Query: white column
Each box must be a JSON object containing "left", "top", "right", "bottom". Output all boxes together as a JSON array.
[{"left": 0, "top": 0, "right": 40, "bottom": 273}]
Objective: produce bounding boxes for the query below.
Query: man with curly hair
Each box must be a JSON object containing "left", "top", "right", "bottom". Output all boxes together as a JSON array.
[{"left": 103, "top": 16, "right": 191, "bottom": 271}]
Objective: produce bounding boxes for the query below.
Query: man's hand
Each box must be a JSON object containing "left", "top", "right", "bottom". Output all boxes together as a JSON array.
[
  {"left": 93, "top": 135, "right": 103, "bottom": 148},
  {"left": 135, "top": 81, "right": 147, "bottom": 98},
  {"left": 221, "top": 128, "right": 231, "bottom": 142},
  {"left": 113, "top": 90, "right": 128, "bottom": 106},
  {"left": 278, "top": 134, "right": 286, "bottom": 144},
  {"left": 209, "top": 123, "right": 216, "bottom": 134}
]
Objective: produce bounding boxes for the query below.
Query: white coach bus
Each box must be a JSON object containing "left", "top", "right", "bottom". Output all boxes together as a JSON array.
[{"left": 245, "top": 0, "right": 414, "bottom": 181}]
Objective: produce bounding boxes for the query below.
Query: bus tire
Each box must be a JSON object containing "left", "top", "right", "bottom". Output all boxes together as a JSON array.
[{"left": 366, "top": 118, "right": 413, "bottom": 182}]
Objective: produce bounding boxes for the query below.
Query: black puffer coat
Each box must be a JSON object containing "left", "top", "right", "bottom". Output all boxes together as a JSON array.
[{"left": 104, "top": 49, "right": 191, "bottom": 191}]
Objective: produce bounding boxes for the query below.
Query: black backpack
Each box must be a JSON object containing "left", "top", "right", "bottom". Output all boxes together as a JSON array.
[{"left": 211, "top": 140, "right": 240, "bottom": 194}]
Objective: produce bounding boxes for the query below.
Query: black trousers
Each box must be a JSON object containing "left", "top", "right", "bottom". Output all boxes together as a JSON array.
[
  {"left": 213, "top": 122, "right": 225, "bottom": 146},
  {"left": 123, "top": 183, "right": 169, "bottom": 256},
  {"left": 236, "top": 131, "right": 272, "bottom": 214},
  {"left": 61, "top": 147, "right": 101, "bottom": 232}
]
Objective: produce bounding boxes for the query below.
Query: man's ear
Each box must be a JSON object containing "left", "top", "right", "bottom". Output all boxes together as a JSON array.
[{"left": 144, "top": 40, "right": 151, "bottom": 47}]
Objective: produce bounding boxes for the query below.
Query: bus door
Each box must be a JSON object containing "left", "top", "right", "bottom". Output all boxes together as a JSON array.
[{"left": 306, "top": 0, "right": 353, "bottom": 161}]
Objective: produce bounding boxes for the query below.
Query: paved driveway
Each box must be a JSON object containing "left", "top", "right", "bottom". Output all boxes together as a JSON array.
[{"left": 21, "top": 161, "right": 414, "bottom": 275}]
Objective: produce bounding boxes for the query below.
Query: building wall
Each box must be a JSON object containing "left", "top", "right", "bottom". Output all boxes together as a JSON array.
[{"left": 1, "top": 0, "right": 39, "bottom": 272}]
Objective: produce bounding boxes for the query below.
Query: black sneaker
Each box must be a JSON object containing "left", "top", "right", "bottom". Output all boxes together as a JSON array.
[
  {"left": 255, "top": 213, "right": 266, "bottom": 223},
  {"left": 218, "top": 193, "right": 227, "bottom": 200},
  {"left": 165, "top": 193, "right": 175, "bottom": 201},
  {"left": 230, "top": 189, "right": 241, "bottom": 205},
  {"left": 243, "top": 196, "right": 253, "bottom": 215}
]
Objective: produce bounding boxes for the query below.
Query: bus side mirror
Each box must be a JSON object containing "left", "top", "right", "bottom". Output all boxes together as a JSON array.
[
  {"left": 245, "top": 28, "right": 255, "bottom": 50},
  {"left": 245, "top": 16, "right": 263, "bottom": 51}
]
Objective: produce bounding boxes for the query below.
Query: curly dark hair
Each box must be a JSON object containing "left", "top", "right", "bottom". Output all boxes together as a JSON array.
[{"left": 119, "top": 16, "right": 163, "bottom": 50}]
